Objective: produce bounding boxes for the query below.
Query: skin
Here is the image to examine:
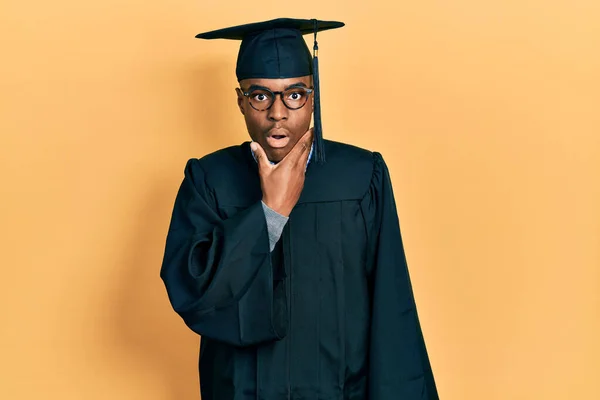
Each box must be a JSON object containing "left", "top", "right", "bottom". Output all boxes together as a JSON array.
[
  {"left": 236, "top": 76, "right": 314, "bottom": 216},
  {"left": 236, "top": 75, "right": 313, "bottom": 162}
]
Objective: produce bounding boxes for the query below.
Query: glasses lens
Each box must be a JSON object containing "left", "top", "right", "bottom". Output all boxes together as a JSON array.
[
  {"left": 247, "top": 89, "right": 274, "bottom": 111},
  {"left": 282, "top": 87, "right": 310, "bottom": 109}
]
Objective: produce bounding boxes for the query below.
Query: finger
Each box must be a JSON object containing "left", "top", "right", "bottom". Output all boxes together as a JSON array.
[
  {"left": 251, "top": 141, "right": 271, "bottom": 171},
  {"left": 298, "top": 128, "right": 314, "bottom": 164},
  {"left": 282, "top": 128, "right": 314, "bottom": 165},
  {"left": 292, "top": 128, "right": 314, "bottom": 168}
]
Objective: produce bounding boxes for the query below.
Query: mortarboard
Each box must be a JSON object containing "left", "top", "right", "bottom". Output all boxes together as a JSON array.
[{"left": 195, "top": 18, "right": 345, "bottom": 163}]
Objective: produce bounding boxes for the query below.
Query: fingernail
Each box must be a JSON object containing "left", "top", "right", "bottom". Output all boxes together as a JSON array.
[{"left": 250, "top": 142, "right": 257, "bottom": 151}]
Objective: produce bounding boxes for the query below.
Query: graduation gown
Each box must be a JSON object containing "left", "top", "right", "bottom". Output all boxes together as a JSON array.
[{"left": 160, "top": 140, "right": 438, "bottom": 400}]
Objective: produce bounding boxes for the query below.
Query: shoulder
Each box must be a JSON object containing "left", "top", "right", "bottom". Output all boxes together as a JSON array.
[
  {"left": 184, "top": 143, "right": 251, "bottom": 183},
  {"left": 195, "top": 144, "right": 247, "bottom": 171},
  {"left": 321, "top": 140, "right": 381, "bottom": 176},
  {"left": 299, "top": 140, "right": 383, "bottom": 203},
  {"left": 324, "top": 139, "right": 375, "bottom": 164},
  {"left": 324, "top": 139, "right": 385, "bottom": 168},
  {"left": 182, "top": 143, "right": 261, "bottom": 205}
]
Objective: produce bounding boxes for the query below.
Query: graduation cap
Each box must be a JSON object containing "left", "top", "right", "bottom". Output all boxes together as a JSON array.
[{"left": 195, "top": 18, "right": 345, "bottom": 163}]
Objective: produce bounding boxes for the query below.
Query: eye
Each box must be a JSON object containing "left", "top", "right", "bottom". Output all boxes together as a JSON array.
[
  {"left": 286, "top": 90, "right": 305, "bottom": 101},
  {"left": 247, "top": 89, "right": 272, "bottom": 103},
  {"left": 253, "top": 93, "right": 269, "bottom": 102}
]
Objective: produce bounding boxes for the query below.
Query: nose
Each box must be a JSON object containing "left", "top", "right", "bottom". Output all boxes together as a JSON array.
[{"left": 267, "top": 95, "right": 288, "bottom": 121}]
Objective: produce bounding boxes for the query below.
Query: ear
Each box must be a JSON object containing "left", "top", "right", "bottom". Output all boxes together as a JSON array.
[{"left": 235, "top": 88, "right": 245, "bottom": 115}]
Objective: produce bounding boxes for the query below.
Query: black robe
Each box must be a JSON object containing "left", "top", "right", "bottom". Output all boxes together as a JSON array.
[{"left": 160, "top": 140, "right": 439, "bottom": 400}]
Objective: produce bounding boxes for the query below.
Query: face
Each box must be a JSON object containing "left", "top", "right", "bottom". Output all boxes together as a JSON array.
[{"left": 236, "top": 76, "right": 313, "bottom": 163}]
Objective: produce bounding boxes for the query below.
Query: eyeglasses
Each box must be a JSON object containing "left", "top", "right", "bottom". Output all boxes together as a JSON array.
[{"left": 240, "top": 85, "right": 314, "bottom": 111}]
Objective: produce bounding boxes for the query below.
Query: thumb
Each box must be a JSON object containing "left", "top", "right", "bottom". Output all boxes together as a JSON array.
[{"left": 251, "top": 141, "right": 271, "bottom": 171}]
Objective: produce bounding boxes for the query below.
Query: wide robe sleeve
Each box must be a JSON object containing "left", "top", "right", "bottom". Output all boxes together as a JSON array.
[
  {"left": 362, "top": 153, "right": 439, "bottom": 399},
  {"left": 160, "top": 158, "right": 288, "bottom": 347}
]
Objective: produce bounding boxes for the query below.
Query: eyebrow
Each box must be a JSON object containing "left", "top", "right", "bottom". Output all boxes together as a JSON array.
[
  {"left": 242, "top": 82, "right": 308, "bottom": 92},
  {"left": 285, "top": 82, "right": 308, "bottom": 90}
]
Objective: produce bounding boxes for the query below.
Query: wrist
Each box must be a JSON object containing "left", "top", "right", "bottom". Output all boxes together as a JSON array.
[{"left": 262, "top": 198, "right": 291, "bottom": 217}]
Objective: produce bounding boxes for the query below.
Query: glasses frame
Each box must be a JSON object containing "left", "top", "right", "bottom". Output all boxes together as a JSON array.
[{"left": 240, "top": 85, "right": 314, "bottom": 111}]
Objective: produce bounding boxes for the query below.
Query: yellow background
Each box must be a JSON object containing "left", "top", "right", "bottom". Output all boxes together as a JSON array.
[{"left": 1, "top": 0, "right": 599, "bottom": 399}]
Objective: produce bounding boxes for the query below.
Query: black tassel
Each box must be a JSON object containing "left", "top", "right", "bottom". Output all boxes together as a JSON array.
[{"left": 312, "top": 19, "right": 326, "bottom": 163}]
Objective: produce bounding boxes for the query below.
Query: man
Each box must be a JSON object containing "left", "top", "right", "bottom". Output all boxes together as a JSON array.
[{"left": 160, "top": 18, "right": 439, "bottom": 400}]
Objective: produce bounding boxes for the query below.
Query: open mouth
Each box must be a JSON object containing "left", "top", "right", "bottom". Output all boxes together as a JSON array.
[{"left": 265, "top": 134, "right": 290, "bottom": 149}]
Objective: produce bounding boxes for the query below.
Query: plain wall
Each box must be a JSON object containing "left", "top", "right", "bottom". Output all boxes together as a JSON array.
[{"left": 1, "top": 0, "right": 599, "bottom": 399}]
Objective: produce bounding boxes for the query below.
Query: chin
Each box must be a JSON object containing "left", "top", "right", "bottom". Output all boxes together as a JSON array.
[
  {"left": 266, "top": 148, "right": 289, "bottom": 163},
  {"left": 267, "top": 150, "right": 285, "bottom": 162}
]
